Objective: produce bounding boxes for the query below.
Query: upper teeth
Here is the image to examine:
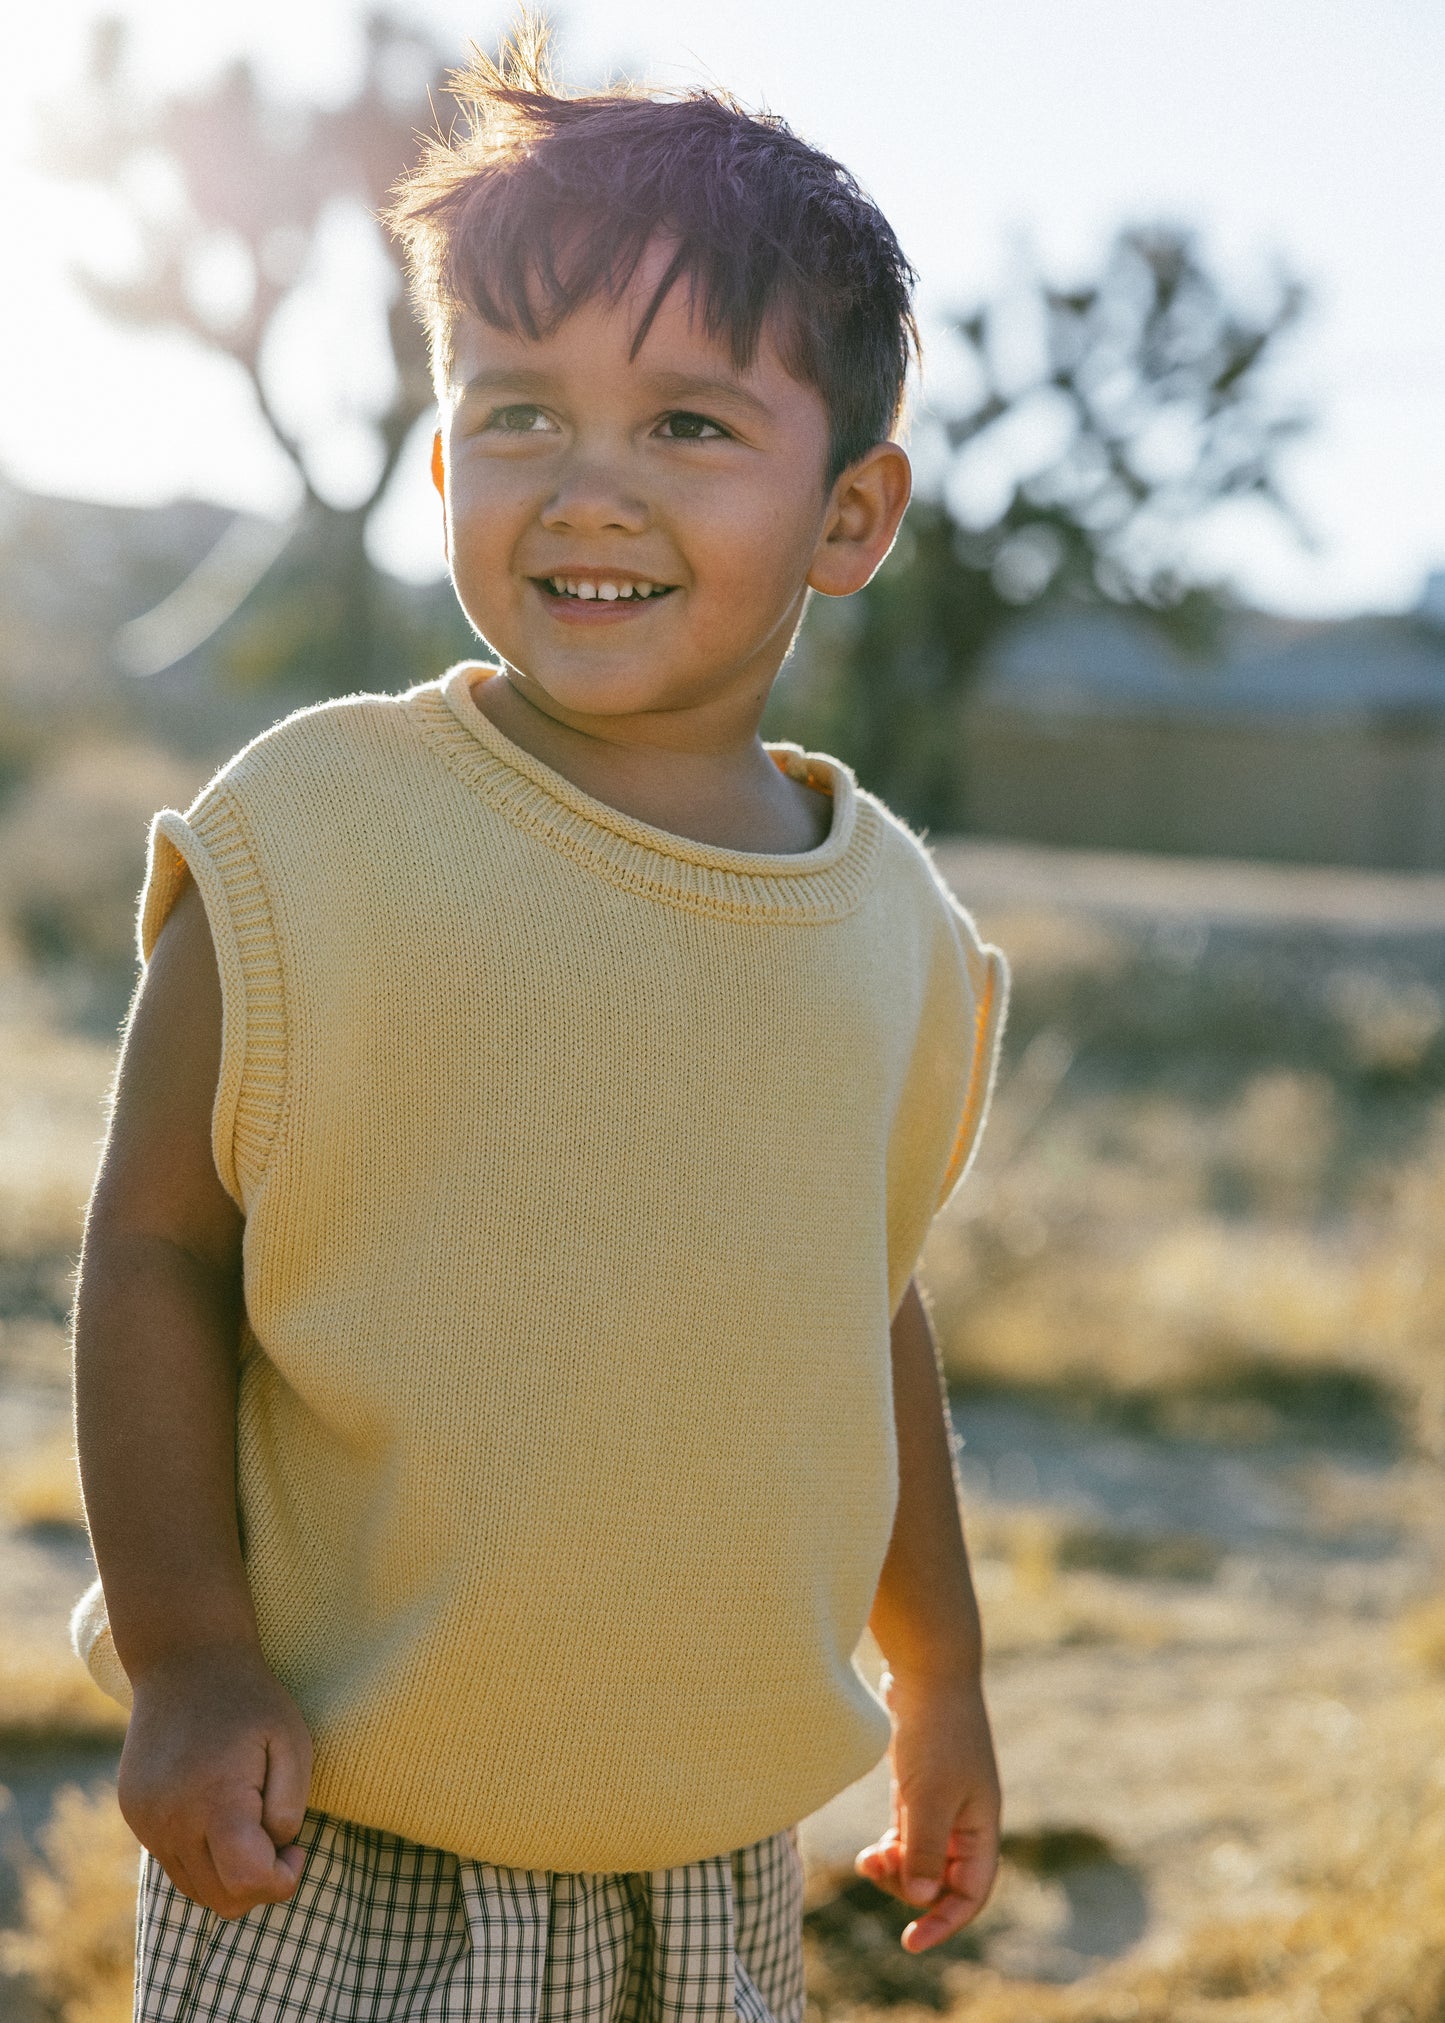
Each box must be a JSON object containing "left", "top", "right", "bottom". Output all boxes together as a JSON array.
[{"left": 548, "top": 578, "right": 660, "bottom": 600}]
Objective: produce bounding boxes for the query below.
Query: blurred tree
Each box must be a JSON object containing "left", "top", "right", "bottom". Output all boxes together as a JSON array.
[
  {"left": 768, "top": 224, "right": 1315, "bottom": 829},
  {"left": 48, "top": 13, "right": 456, "bottom": 694}
]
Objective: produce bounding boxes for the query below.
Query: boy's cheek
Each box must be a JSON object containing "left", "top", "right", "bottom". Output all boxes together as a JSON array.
[
  {"left": 445, "top": 450, "right": 528, "bottom": 526},
  {"left": 444, "top": 505, "right": 522, "bottom": 602}
]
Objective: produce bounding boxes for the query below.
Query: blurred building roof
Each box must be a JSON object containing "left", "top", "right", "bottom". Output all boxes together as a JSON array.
[
  {"left": 975, "top": 585, "right": 1445, "bottom": 726},
  {"left": 963, "top": 571, "right": 1445, "bottom": 870}
]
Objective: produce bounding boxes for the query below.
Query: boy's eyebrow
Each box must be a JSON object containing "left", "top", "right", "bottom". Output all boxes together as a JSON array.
[
  {"left": 640, "top": 371, "right": 776, "bottom": 421},
  {"left": 454, "top": 363, "right": 776, "bottom": 421},
  {"left": 456, "top": 367, "right": 560, "bottom": 406}
]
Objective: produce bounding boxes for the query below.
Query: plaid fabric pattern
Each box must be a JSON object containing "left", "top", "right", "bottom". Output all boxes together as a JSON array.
[{"left": 134, "top": 1807, "right": 806, "bottom": 2023}]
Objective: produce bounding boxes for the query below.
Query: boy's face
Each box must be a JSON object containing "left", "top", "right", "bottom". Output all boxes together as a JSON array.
[{"left": 432, "top": 237, "right": 909, "bottom": 732}]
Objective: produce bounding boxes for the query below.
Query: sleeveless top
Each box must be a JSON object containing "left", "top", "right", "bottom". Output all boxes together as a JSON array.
[{"left": 74, "top": 663, "right": 1009, "bottom": 1870}]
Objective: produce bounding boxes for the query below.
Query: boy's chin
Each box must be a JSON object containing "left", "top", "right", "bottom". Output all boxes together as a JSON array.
[{"left": 505, "top": 660, "right": 696, "bottom": 723}]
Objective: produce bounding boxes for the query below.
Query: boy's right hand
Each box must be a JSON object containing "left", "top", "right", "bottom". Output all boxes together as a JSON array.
[{"left": 118, "top": 1643, "right": 313, "bottom": 1920}]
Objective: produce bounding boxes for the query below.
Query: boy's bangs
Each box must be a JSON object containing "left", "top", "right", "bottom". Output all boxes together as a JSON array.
[{"left": 441, "top": 187, "right": 787, "bottom": 377}]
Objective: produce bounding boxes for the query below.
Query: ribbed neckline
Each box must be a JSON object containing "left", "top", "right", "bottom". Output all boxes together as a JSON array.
[{"left": 404, "top": 662, "right": 883, "bottom": 924}]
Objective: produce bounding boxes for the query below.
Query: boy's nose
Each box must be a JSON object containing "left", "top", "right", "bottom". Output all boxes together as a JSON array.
[{"left": 539, "top": 454, "right": 649, "bottom": 537}]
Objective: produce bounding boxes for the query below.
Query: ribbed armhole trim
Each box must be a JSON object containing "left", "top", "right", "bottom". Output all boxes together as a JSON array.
[
  {"left": 69, "top": 1577, "right": 132, "bottom": 1711},
  {"left": 138, "top": 788, "right": 286, "bottom": 1209},
  {"left": 936, "top": 942, "right": 1011, "bottom": 1211}
]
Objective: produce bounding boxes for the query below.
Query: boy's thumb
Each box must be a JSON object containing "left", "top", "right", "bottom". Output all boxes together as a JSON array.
[
  {"left": 261, "top": 1731, "right": 312, "bottom": 1850},
  {"left": 899, "top": 1803, "right": 947, "bottom": 1905}
]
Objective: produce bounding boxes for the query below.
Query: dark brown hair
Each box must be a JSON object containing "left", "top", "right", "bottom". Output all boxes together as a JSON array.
[{"left": 386, "top": 16, "right": 919, "bottom": 483}]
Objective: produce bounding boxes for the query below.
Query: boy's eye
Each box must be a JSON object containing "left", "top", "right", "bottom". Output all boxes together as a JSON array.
[
  {"left": 484, "top": 404, "right": 553, "bottom": 433},
  {"left": 657, "top": 411, "right": 728, "bottom": 441}
]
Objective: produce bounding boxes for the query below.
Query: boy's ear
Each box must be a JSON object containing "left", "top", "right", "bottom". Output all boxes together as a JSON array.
[
  {"left": 431, "top": 431, "right": 449, "bottom": 563},
  {"left": 807, "top": 442, "right": 912, "bottom": 599}
]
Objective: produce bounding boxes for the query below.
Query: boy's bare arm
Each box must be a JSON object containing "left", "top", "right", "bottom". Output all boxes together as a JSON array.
[
  {"left": 859, "top": 1279, "right": 1001, "bottom": 1951},
  {"left": 74, "top": 877, "right": 311, "bottom": 1917}
]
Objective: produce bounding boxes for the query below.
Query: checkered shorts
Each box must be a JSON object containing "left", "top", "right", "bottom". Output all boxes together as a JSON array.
[{"left": 134, "top": 1807, "right": 806, "bottom": 2022}]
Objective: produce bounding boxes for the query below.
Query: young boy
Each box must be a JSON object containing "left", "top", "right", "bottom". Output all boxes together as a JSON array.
[{"left": 71, "top": 23, "right": 1010, "bottom": 2020}]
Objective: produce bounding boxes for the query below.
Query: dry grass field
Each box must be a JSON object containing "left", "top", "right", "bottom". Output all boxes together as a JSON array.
[
  {"left": 797, "top": 844, "right": 1445, "bottom": 2022},
  {"left": 3, "top": 807, "right": 1445, "bottom": 2019}
]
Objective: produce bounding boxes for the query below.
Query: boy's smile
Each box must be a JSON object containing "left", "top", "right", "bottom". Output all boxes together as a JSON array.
[
  {"left": 529, "top": 566, "right": 679, "bottom": 626},
  {"left": 432, "top": 237, "right": 909, "bottom": 746}
]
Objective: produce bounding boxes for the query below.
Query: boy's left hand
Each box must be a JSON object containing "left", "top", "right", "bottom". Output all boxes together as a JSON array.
[{"left": 854, "top": 1668, "right": 1001, "bottom": 1952}]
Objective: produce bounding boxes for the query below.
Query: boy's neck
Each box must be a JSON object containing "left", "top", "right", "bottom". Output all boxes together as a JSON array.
[{"left": 465, "top": 667, "right": 832, "bottom": 856}]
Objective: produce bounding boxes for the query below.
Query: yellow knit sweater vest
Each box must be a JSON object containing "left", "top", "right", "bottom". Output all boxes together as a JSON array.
[{"left": 75, "top": 662, "right": 1008, "bottom": 1870}]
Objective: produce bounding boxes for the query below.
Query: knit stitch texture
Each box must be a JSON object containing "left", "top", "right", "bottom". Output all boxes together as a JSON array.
[{"left": 74, "top": 662, "right": 1008, "bottom": 1870}]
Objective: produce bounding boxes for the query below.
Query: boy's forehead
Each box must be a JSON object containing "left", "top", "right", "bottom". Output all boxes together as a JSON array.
[
  {"left": 445, "top": 243, "right": 813, "bottom": 416},
  {"left": 450, "top": 291, "right": 731, "bottom": 377}
]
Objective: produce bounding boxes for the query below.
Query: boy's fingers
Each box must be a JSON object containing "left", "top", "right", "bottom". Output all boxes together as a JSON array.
[
  {"left": 898, "top": 1801, "right": 950, "bottom": 1904},
  {"left": 858, "top": 1824, "right": 998, "bottom": 1950},
  {"left": 855, "top": 1829, "right": 901, "bottom": 1878},
  {"left": 260, "top": 1731, "right": 312, "bottom": 1849},
  {"left": 903, "top": 1841, "right": 998, "bottom": 1950},
  {"left": 903, "top": 1887, "right": 977, "bottom": 1952},
  {"left": 182, "top": 1841, "right": 244, "bottom": 1917},
  {"left": 160, "top": 1828, "right": 254, "bottom": 1919},
  {"left": 946, "top": 1837, "right": 999, "bottom": 1911},
  {"left": 156, "top": 1850, "right": 205, "bottom": 1906},
  {"left": 207, "top": 1815, "right": 302, "bottom": 1906}
]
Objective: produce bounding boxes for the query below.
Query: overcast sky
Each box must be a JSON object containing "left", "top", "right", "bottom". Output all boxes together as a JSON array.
[{"left": 2, "top": 0, "right": 1441, "bottom": 616}]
